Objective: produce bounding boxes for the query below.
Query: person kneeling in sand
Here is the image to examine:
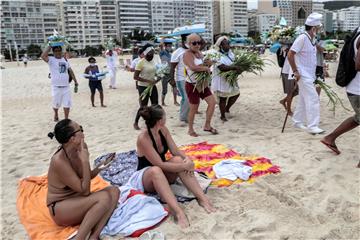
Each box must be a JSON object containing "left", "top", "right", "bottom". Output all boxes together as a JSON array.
[
  {"left": 127, "top": 105, "right": 216, "bottom": 228},
  {"left": 47, "top": 119, "right": 119, "bottom": 240}
]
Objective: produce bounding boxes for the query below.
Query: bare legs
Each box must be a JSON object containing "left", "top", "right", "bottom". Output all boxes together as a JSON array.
[
  {"left": 90, "top": 91, "right": 106, "bottom": 107},
  {"left": 188, "top": 95, "right": 216, "bottom": 136},
  {"left": 50, "top": 186, "right": 119, "bottom": 240},
  {"left": 53, "top": 108, "right": 70, "bottom": 122},
  {"left": 321, "top": 117, "right": 359, "bottom": 154},
  {"left": 142, "top": 166, "right": 189, "bottom": 228},
  {"left": 219, "top": 94, "right": 239, "bottom": 121},
  {"left": 188, "top": 103, "right": 199, "bottom": 136}
]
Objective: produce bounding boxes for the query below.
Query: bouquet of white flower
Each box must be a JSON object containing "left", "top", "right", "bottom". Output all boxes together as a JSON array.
[{"left": 140, "top": 63, "right": 169, "bottom": 100}]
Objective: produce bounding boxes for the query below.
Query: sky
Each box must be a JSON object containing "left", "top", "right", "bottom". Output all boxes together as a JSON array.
[{"left": 247, "top": 0, "right": 258, "bottom": 10}]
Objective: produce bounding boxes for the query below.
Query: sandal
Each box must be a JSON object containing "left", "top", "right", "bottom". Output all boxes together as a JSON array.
[{"left": 203, "top": 127, "right": 218, "bottom": 135}]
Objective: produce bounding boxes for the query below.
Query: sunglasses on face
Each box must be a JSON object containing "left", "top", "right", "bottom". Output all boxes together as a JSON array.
[
  {"left": 191, "top": 41, "right": 202, "bottom": 46},
  {"left": 70, "top": 125, "right": 84, "bottom": 136}
]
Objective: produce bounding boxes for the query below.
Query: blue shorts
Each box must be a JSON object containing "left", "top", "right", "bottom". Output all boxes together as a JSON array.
[{"left": 89, "top": 81, "right": 103, "bottom": 94}]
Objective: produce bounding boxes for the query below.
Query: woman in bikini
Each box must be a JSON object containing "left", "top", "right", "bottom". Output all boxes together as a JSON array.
[
  {"left": 183, "top": 33, "right": 218, "bottom": 137},
  {"left": 126, "top": 105, "right": 216, "bottom": 228},
  {"left": 47, "top": 119, "right": 119, "bottom": 240}
]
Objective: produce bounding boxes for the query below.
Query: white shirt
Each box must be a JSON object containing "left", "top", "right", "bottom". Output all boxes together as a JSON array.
[
  {"left": 131, "top": 57, "right": 140, "bottom": 69},
  {"left": 48, "top": 56, "right": 70, "bottom": 87},
  {"left": 346, "top": 32, "right": 360, "bottom": 95},
  {"left": 290, "top": 33, "right": 317, "bottom": 80},
  {"left": 106, "top": 51, "right": 118, "bottom": 69},
  {"left": 171, "top": 47, "right": 186, "bottom": 82},
  {"left": 282, "top": 56, "right": 291, "bottom": 75},
  {"left": 212, "top": 50, "right": 239, "bottom": 93}
]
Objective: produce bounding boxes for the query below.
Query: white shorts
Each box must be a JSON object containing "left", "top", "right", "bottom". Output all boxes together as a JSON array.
[
  {"left": 125, "top": 167, "right": 150, "bottom": 192},
  {"left": 51, "top": 86, "right": 72, "bottom": 109}
]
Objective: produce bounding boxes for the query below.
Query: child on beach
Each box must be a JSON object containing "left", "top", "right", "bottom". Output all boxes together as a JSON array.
[{"left": 84, "top": 57, "right": 106, "bottom": 107}]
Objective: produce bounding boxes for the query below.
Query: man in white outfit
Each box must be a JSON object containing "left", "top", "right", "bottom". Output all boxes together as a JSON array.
[
  {"left": 106, "top": 49, "right": 118, "bottom": 89},
  {"left": 288, "top": 12, "right": 325, "bottom": 134}
]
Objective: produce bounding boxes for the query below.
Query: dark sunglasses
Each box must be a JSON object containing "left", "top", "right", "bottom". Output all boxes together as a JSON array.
[
  {"left": 191, "top": 41, "right": 202, "bottom": 46},
  {"left": 70, "top": 125, "right": 83, "bottom": 136}
]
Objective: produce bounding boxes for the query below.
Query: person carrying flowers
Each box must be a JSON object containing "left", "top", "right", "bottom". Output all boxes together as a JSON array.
[
  {"left": 133, "top": 44, "right": 159, "bottom": 130},
  {"left": 183, "top": 33, "right": 218, "bottom": 137},
  {"left": 211, "top": 36, "right": 242, "bottom": 122}
]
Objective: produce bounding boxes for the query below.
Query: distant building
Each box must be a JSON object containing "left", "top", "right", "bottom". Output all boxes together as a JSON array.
[
  {"left": 323, "top": 10, "right": 334, "bottom": 33},
  {"left": 336, "top": 6, "right": 360, "bottom": 32},
  {"left": 257, "top": 13, "right": 279, "bottom": 33},
  {"left": 219, "top": 0, "right": 248, "bottom": 36}
]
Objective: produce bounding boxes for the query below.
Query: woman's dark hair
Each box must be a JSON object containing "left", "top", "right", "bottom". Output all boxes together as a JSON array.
[
  {"left": 141, "top": 43, "right": 154, "bottom": 53},
  {"left": 48, "top": 119, "right": 75, "bottom": 144},
  {"left": 88, "top": 56, "right": 96, "bottom": 63},
  {"left": 139, "top": 105, "right": 164, "bottom": 128},
  {"left": 305, "top": 24, "right": 313, "bottom": 31},
  {"left": 52, "top": 46, "right": 62, "bottom": 52}
]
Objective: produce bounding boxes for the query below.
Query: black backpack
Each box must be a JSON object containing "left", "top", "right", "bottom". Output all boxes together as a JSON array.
[
  {"left": 276, "top": 47, "right": 286, "bottom": 68},
  {"left": 335, "top": 27, "right": 360, "bottom": 87}
]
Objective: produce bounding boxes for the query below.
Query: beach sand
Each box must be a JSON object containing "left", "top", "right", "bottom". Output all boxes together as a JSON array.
[{"left": 2, "top": 53, "right": 359, "bottom": 239}]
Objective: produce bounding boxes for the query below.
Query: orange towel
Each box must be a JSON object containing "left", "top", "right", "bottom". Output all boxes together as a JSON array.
[{"left": 16, "top": 175, "right": 109, "bottom": 240}]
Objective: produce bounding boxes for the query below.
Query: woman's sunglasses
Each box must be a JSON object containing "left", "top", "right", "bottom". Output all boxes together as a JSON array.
[
  {"left": 191, "top": 41, "right": 202, "bottom": 46},
  {"left": 70, "top": 125, "right": 84, "bottom": 136}
]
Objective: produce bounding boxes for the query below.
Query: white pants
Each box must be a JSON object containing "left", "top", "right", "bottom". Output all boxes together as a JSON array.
[
  {"left": 108, "top": 67, "right": 116, "bottom": 87},
  {"left": 292, "top": 77, "right": 320, "bottom": 129},
  {"left": 51, "top": 86, "right": 72, "bottom": 109}
]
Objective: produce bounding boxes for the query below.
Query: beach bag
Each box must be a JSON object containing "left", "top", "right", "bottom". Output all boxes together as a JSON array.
[
  {"left": 335, "top": 27, "right": 360, "bottom": 87},
  {"left": 276, "top": 48, "right": 286, "bottom": 68}
]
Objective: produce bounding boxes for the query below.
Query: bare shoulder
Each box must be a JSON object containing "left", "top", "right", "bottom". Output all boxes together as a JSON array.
[
  {"left": 161, "top": 126, "right": 171, "bottom": 136},
  {"left": 137, "top": 130, "right": 151, "bottom": 145}
]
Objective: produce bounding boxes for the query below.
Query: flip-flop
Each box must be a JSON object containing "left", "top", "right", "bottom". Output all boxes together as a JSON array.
[
  {"left": 203, "top": 127, "right": 218, "bottom": 135},
  {"left": 320, "top": 140, "right": 341, "bottom": 155}
]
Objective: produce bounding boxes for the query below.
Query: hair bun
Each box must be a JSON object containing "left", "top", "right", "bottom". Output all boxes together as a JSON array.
[
  {"left": 48, "top": 132, "right": 55, "bottom": 139},
  {"left": 139, "top": 106, "right": 151, "bottom": 120}
]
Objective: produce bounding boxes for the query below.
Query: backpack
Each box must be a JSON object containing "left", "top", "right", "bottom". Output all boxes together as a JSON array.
[
  {"left": 335, "top": 27, "right": 360, "bottom": 87},
  {"left": 276, "top": 47, "right": 286, "bottom": 68}
]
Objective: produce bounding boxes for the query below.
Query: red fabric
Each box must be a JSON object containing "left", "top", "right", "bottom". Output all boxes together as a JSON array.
[{"left": 185, "top": 82, "right": 212, "bottom": 104}]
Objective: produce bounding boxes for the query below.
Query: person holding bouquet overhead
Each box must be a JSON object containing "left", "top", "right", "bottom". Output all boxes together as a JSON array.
[
  {"left": 41, "top": 43, "right": 78, "bottom": 122},
  {"left": 183, "top": 34, "right": 217, "bottom": 137},
  {"left": 133, "top": 44, "right": 159, "bottom": 130}
]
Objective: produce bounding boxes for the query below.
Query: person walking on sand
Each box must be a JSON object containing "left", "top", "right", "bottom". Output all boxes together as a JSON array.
[
  {"left": 105, "top": 49, "right": 118, "bottom": 89},
  {"left": 287, "top": 12, "right": 325, "bottom": 135},
  {"left": 183, "top": 33, "right": 218, "bottom": 137},
  {"left": 84, "top": 57, "right": 106, "bottom": 107},
  {"left": 321, "top": 27, "right": 360, "bottom": 160},
  {"left": 41, "top": 45, "right": 78, "bottom": 122},
  {"left": 133, "top": 44, "right": 159, "bottom": 130},
  {"left": 159, "top": 42, "right": 179, "bottom": 106},
  {"left": 211, "top": 36, "right": 242, "bottom": 122},
  {"left": 170, "top": 34, "right": 190, "bottom": 123},
  {"left": 47, "top": 119, "right": 119, "bottom": 239}
]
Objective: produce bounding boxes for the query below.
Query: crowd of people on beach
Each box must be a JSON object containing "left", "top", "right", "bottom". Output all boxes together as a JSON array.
[{"left": 39, "top": 12, "right": 359, "bottom": 239}]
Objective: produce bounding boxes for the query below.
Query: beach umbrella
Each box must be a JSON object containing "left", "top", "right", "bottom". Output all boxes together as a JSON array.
[
  {"left": 270, "top": 42, "right": 281, "bottom": 53},
  {"left": 168, "top": 23, "right": 206, "bottom": 36}
]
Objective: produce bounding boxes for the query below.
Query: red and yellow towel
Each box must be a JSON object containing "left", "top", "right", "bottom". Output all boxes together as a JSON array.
[{"left": 166, "top": 142, "right": 280, "bottom": 187}]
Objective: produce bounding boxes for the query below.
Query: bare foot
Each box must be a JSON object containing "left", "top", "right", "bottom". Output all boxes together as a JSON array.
[
  {"left": 198, "top": 199, "right": 216, "bottom": 213},
  {"left": 133, "top": 123, "right": 140, "bottom": 130},
  {"left": 101, "top": 104, "right": 107, "bottom": 108},
  {"left": 188, "top": 131, "right": 199, "bottom": 137},
  {"left": 196, "top": 111, "right": 202, "bottom": 114},
  {"left": 92, "top": 105, "right": 96, "bottom": 107},
  {"left": 220, "top": 116, "right": 228, "bottom": 122},
  {"left": 357, "top": 161, "right": 360, "bottom": 168},
  {"left": 279, "top": 99, "right": 287, "bottom": 110},
  {"left": 175, "top": 213, "right": 190, "bottom": 228},
  {"left": 174, "top": 102, "right": 180, "bottom": 106},
  {"left": 162, "top": 103, "right": 167, "bottom": 106},
  {"left": 54, "top": 116, "right": 59, "bottom": 122},
  {"left": 287, "top": 111, "right": 293, "bottom": 116}
]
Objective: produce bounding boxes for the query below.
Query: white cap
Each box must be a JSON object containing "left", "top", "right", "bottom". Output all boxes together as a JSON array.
[{"left": 305, "top": 12, "right": 323, "bottom": 27}]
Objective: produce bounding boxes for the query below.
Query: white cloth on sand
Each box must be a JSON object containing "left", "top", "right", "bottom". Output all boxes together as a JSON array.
[
  {"left": 100, "top": 185, "right": 168, "bottom": 237},
  {"left": 213, "top": 159, "right": 252, "bottom": 181}
]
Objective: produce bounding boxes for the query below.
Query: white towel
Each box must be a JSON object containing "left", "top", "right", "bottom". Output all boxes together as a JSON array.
[{"left": 213, "top": 159, "right": 252, "bottom": 181}]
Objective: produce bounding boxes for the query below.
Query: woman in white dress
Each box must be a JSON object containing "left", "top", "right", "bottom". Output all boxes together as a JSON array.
[{"left": 211, "top": 36, "right": 242, "bottom": 121}]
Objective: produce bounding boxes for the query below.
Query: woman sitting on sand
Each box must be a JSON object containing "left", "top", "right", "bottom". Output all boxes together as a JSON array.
[
  {"left": 47, "top": 119, "right": 119, "bottom": 240},
  {"left": 126, "top": 105, "right": 216, "bottom": 228}
]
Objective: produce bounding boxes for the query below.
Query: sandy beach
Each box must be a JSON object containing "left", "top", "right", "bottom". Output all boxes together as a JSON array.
[{"left": 2, "top": 53, "right": 359, "bottom": 239}]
